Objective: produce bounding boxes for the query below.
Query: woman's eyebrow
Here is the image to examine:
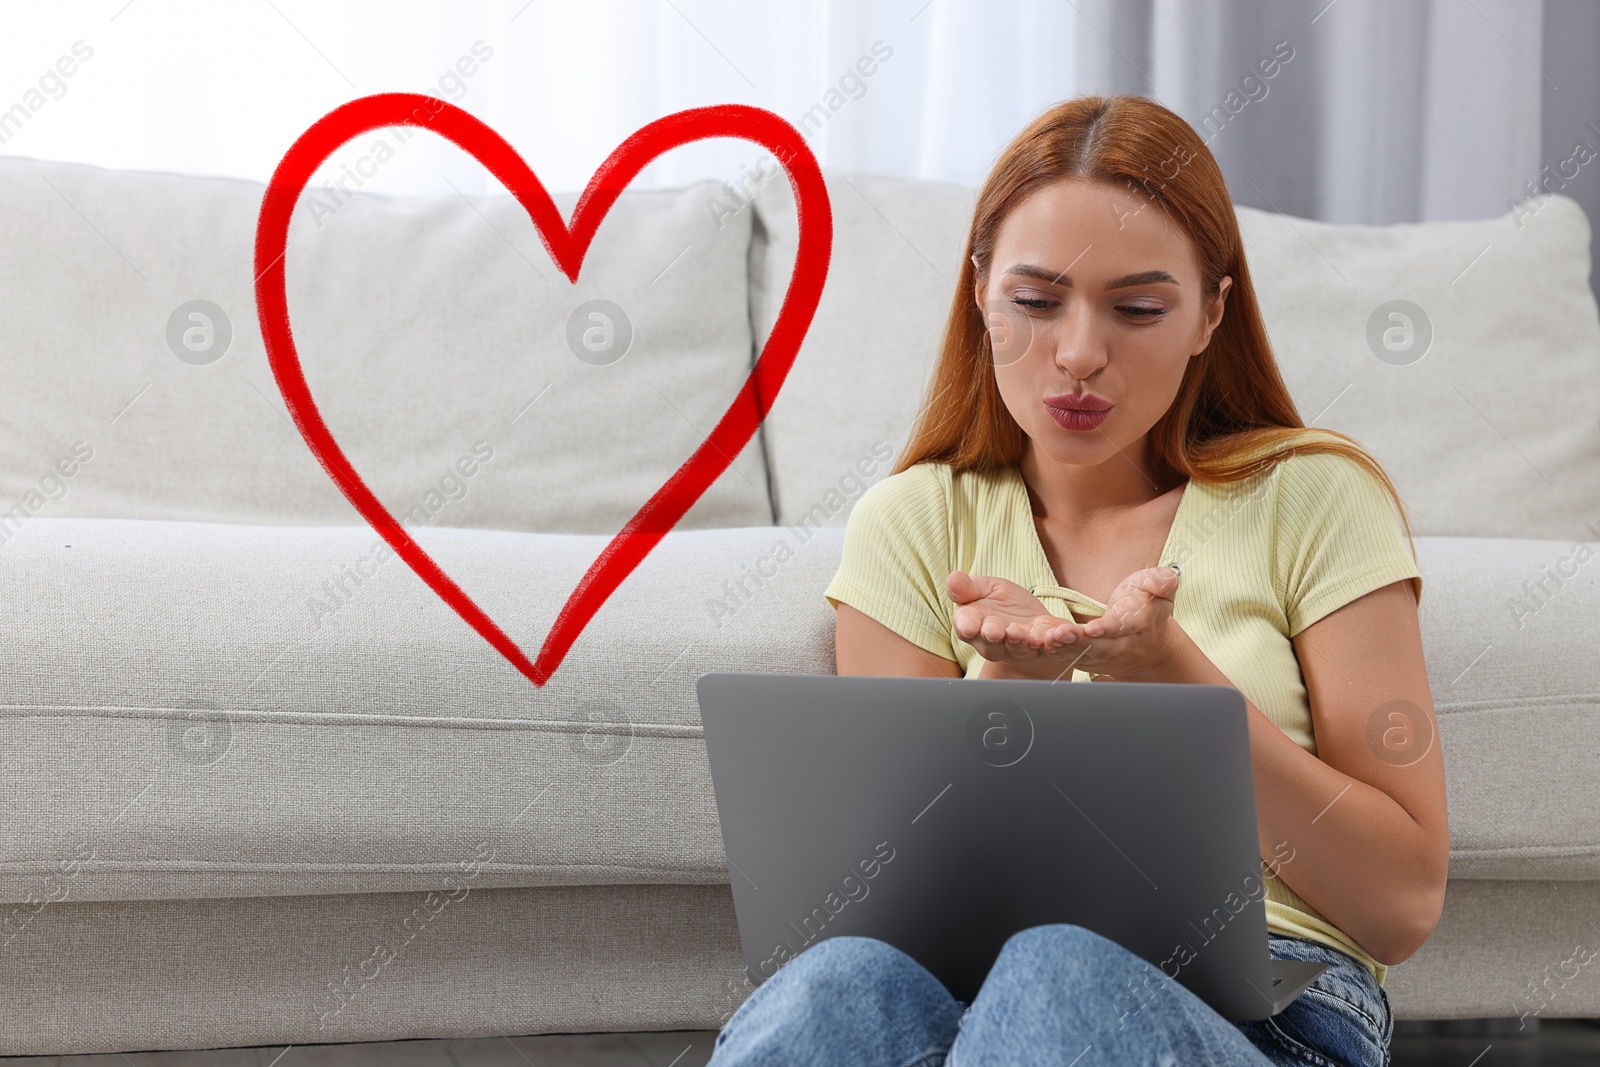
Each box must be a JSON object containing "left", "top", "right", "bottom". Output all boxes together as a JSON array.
[{"left": 1001, "top": 264, "right": 1180, "bottom": 289}]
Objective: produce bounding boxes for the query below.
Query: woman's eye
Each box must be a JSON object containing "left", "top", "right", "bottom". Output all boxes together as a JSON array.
[{"left": 1010, "top": 296, "right": 1165, "bottom": 320}]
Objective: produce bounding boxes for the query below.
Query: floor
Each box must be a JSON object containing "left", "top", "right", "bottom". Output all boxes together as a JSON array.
[
  {"left": 1389, "top": 1018, "right": 1600, "bottom": 1066},
  {"left": 2, "top": 1020, "right": 1599, "bottom": 1064},
  {"left": 0, "top": 1031, "right": 721, "bottom": 1066}
]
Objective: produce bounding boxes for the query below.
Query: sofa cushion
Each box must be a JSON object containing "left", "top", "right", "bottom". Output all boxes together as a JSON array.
[
  {"left": 1409, "top": 532, "right": 1600, "bottom": 880},
  {"left": 0, "top": 155, "right": 770, "bottom": 534},
  {"left": 0, "top": 515, "right": 840, "bottom": 902},
  {"left": 0, "top": 519, "right": 1594, "bottom": 902},
  {"left": 749, "top": 168, "right": 1600, "bottom": 541}
]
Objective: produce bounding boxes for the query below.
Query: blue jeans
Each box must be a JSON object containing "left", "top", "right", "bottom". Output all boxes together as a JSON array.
[{"left": 709, "top": 924, "right": 1394, "bottom": 1066}]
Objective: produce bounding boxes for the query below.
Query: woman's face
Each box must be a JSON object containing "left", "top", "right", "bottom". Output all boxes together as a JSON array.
[{"left": 974, "top": 179, "right": 1230, "bottom": 471}]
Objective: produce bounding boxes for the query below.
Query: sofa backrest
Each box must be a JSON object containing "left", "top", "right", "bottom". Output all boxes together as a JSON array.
[
  {"left": 0, "top": 155, "right": 771, "bottom": 537},
  {"left": 749, "top": 167, "right": 1600, "bottom": 542},
  {"left": 747, "top": 168, "right": 978, "bottom": 533},
  {"left": 1238, "top": 195, "right": 1600, "bottom": 542},
  {"left": 7, "top": 151, "right": 1598, "bottom": 545}
]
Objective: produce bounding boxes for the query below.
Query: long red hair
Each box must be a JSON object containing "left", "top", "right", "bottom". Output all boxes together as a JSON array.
[{"left": 892, "top": 94, "right": 1420, "bottom": 601}]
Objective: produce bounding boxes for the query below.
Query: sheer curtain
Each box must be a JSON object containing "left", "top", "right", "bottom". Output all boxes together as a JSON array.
[
  {"left": 1074, "top": 0, "right": 1548, "bottom": 224},
  {"left": 0, "top": 0, "right": 1078, "bottom": 197},
  {"left": 2, "top": 0, "right": 1595, "bottom": 275},
  {"left": 1070, "top": 0, "right": 1600, "bottom": 299}
]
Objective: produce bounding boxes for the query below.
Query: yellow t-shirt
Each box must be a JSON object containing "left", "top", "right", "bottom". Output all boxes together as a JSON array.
[{"left": 822, "top": 451, "right": 1424, "bottom": 987}]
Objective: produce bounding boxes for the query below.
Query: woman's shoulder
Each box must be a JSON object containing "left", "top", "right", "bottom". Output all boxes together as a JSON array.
[
  {"left": 849, "top": 461, "right": 952, "bottom": 534},
  {"left": 1259, "top": 446, "right": 1420, "bottom": 629},
  {"left": 867, "top": 459, "right": 952, "bottom": 496},
  {"left": 1271, "top": 447, "right": 1371, "bottom": 480},
  {"left": 846, "top": 459, "right": 1018, "bottom": 545},
  {"left": 1268, "top": 449, "right": 1394, "bottom": 511},
  {"left": 854, "top": 460, "right": 1016, "bottom": 519}
]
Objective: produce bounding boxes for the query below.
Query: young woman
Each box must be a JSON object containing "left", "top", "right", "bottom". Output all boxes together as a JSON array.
[{"left": 709, "top": 94, "right": 1447, "bottom": 1066}]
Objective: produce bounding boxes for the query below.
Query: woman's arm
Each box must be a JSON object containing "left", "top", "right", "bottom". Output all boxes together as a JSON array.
[
  {"left": 1145, "top": 579, "right": 1449, "bottom": 966},
  {"left": 835, "top": 602, "right": 963, "bottom": 678}
]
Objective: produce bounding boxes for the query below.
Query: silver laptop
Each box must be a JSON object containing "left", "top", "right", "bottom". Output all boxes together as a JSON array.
[{"left": 695, "top": 671, "right": 1328, "bottom": 1022}]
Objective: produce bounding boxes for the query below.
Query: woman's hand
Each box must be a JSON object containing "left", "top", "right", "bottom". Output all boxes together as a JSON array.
[
  {"left": 1060, "top": 564, "right": 1183, "bottom": 681},
  {"left": 947, "top": 565, "right": 1183, "bottom": 682},
  {"left": 946, "top": 572, "right": 1070, "bottom": 673}
]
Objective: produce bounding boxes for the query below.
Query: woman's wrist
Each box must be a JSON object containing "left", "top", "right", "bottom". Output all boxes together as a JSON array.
[
  {"left": 1111, "top": 617, "right": 1189, "bottom": 684},
  {"left": 977, "top": 657, "right": 1020, "bottom": 680}
]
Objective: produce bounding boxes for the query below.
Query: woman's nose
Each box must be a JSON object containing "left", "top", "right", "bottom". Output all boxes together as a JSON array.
[{"left": 1052, "top": 303, "right": 1108, "bottom": 379}]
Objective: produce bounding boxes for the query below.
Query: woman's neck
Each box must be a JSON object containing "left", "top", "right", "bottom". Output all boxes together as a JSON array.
[{"left": 1019, "top": 440, "right": 1176, "bottom": 527}]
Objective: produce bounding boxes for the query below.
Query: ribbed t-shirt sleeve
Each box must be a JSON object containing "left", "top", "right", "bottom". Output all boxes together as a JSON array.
[
  {"left": 1274, "top": 452, "right": 1423, "bottom": 638},
  {"left": 823, "top": 465, "right": 955, "bottom": 660}
]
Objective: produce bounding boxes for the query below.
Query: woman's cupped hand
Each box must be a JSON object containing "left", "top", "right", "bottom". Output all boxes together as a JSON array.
[{"left": 946, "top": 566, "right": 1182, "bottom": 682}]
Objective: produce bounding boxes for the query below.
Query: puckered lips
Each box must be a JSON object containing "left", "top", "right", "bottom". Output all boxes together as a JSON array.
[{"left": 1044, "top": 391, "right": 1113, "bottom": 430}]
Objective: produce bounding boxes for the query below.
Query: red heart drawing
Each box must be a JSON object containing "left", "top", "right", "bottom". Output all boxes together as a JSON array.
[{"left": 255, "top": 93, "right": 831, "bottom": 686}]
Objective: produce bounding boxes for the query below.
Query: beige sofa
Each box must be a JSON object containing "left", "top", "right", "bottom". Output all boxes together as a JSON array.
[{"left": 0, "top": 150, "right": 1597, "bottom": 1055}]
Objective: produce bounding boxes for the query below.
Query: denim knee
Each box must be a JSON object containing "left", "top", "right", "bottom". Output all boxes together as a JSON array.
[
  {"left": 714, "top": 935, "right": 963, "bottom": 1065},
  {"left": 777, "top": 935, "right": 936, "bottom": 992},
  {"left": 988, "top": 924, "right": 1161, "bottom": 995},
  {"left": 963, "top": 925, "right": 1178, "bottom": 1047},
  {"left": 998, "top": 923, "right": 1106, "bottom": 966}
]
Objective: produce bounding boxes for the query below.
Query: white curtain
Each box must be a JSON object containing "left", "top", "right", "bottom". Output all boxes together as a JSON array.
[
  {"left": 1, "top": 0, "right": 1592, "bottom": 259},
  {"left": 0, "top": 0, "right": 1080, "bottom": 196}
]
